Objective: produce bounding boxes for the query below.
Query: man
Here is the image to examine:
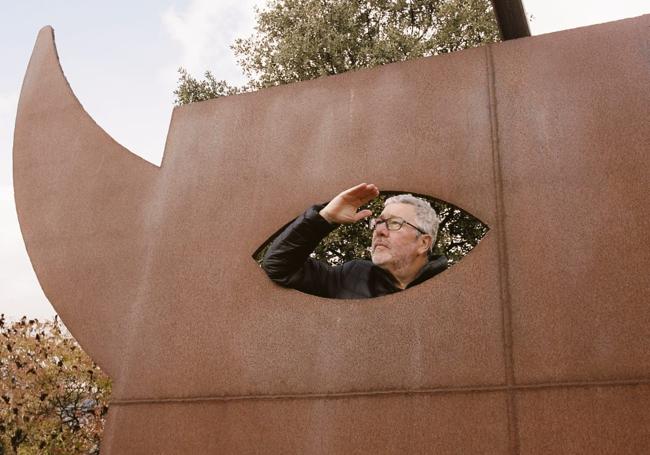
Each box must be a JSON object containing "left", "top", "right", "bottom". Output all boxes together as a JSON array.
[{"left": 262, "top": 183, "right": 447, "bottom": 299}]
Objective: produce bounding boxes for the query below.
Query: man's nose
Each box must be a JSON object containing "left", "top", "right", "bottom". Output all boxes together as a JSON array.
[{"left": 373, "top": 223, "right": 389, "bottom": 236}]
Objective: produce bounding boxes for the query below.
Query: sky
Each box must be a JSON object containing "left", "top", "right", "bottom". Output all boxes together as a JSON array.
[{"left": 1, "top": 0, "right": 648, "bottom": 320}]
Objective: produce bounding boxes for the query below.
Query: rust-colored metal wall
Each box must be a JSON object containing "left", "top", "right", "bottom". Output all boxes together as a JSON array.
[{"left": 14, "top": 16, "right": 650, "bottom": 454}]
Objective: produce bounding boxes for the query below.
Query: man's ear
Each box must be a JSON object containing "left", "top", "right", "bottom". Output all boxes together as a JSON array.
[{"left": 418, "top": 234, "right": 433, "bottom": 255}]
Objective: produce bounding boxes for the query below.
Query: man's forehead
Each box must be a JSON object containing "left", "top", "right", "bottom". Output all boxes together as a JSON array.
[{"left": 380, "top": 202, "right": 416, "bottom": 219}]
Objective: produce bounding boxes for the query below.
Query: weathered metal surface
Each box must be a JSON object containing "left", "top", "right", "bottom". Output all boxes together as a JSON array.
[{"left": 13, "top": 15, "right": 649, "bottom": 454}]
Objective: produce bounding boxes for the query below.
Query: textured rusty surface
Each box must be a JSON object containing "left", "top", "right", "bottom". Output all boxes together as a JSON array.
[
  {"left": 491, "top": 18, "right": 650, "bottom": 386},
  {"left": 516, "top": 385, "right": 650, "bottom": 454},
  {"left": 14, "top": 15, "right": 650, "bottom": 454},
  {"left": 103, "top": 393, "right": 510, "bottom": 454}
]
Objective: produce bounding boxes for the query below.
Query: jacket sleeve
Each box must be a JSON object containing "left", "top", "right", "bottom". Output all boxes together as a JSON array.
[{"left": 261, "top": 204, "right": 341, "bottom": 297}]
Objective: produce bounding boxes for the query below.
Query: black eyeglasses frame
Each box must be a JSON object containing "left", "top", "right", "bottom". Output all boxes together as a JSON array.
[{"left": 369, "top": 217, "right": 427, "bottom": 235}]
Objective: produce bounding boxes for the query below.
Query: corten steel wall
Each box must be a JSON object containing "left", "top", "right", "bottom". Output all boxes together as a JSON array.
[{"left": 13, "top": 16, "right": 650, "bottom": 454}]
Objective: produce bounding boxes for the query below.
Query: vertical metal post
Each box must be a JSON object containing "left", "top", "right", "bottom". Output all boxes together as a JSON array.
[{"left": 491, "top": 0, "right": 531, "bottom": 40}]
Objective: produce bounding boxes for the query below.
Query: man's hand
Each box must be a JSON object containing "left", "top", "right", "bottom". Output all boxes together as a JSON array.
[{"left": 319, "top": 183, "right": 380, "bottom": 224}]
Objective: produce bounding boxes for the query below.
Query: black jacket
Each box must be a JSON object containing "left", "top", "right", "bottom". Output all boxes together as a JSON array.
[{"left": 262, "top": 205, "right": 447, "bottom": 299}]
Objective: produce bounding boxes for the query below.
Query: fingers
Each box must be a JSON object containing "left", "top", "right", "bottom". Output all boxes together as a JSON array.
[
  {"left": 342, "top": 183, "right": 370, "bottom": 195},
  {"left": 339, "top": 183, "right": 379, "bottom": 204},
  {"left": 356, "top": 183, "right": 379, "bottom": 207},
  {"left": 353, "top": 209, "right": 373, "bottom": 222},
  {"left": 358, "top": 185, "right": 379, "bottom": 205},
  {"left": 321, "top": 183, "right": 379, "bottom": 225},
  {"left": 345, "top": 182, "right": 378, "bottom": 197}
]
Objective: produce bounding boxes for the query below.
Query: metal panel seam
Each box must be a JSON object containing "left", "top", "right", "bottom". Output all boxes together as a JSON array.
[
  {"left": 109, "top": 378, "right": 650, "bottom": 406},
  {"left": 485, "top": 43, "right": 520, "bottom": 455}
]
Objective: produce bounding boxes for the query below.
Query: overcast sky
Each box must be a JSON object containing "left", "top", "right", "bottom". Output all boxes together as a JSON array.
[{"left": 1, "top": 0, "right": 648, "bottom": 320}]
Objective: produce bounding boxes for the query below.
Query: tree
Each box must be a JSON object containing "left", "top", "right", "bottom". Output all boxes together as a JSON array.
[
  {"left": 233, "top": 0, "right": 499, "bottom": 88},
  {"left": 177, "top": 0, "right": 497, "bottom": 266},
  {"left": 0, "top": 315, "right": 111, "bottom": 455},
  {"left": 175, "top": 0, "right": 500, "bottom": 102},
  {"left": 174, "top": 68, "right": 241, "bottom": 106}
]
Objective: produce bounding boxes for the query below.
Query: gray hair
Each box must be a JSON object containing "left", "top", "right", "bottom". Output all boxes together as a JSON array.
[{"left": 384, "top": 194, "right": 440, "bottom": 247}]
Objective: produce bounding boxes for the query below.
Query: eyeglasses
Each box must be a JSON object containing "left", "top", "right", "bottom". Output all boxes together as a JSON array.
[{"left": 369, "top": 217, "right": 427, "bottom": 235}]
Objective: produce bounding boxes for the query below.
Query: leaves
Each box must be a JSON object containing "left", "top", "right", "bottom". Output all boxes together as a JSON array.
[
  {"left": 175, "top": 0, "right": 499, "bottom": 103},
  {"left": 234, "top": 0, "right": 499, "bottom": 89},
  {"left": 0, "top": 314, "right": 110, "bottom": 455},
  {"left": 173, "top": 68, "right": 242, "bottom": 106}
]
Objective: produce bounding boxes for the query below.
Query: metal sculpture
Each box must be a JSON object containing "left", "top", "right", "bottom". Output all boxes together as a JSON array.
[{"left": 14, "top": 15, "right": 649, "bottom": 454}]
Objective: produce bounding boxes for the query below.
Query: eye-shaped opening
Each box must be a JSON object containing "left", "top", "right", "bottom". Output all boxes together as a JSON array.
[{"left": 253, "top": 191, "right": 489, "bottom": 299}]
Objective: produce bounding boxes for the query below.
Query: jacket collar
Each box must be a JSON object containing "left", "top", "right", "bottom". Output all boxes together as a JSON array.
[
  {"left": 372, "top": 255, "right": 448, "bottom": 291},
  {"left": 407, "top": 255, "right": 448, "bottom": 288}
]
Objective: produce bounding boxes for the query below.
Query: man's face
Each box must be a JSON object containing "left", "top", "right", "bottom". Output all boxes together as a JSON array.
[{"left": 370, "top": 203, "right": 426, "bottom": 271}]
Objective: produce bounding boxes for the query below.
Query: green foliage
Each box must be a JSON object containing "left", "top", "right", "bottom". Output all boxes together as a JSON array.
[
  {"left": 234, "top": 0, "right": 499, "bottom": 89},
  {"left": 173, "top": 68, "right": 241, "bottom": 106},
  {"left": 432, "top": 198, "right": 489, "bottom": 263},
  {"left": 0, "top": 315, "right": 111, "bottom": 455},
  {"left": 175, "top": 0, "right": 500, "bottom": 103}
]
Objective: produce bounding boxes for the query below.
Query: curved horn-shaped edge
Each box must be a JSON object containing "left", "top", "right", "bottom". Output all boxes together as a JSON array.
[{"left": 13, "top": 27, "right": 159, "bottom": 378}]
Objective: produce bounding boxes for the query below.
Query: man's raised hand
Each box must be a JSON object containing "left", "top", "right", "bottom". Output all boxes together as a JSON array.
[{"left": 319, "top": 183, "right": 380, "bottom": 224}]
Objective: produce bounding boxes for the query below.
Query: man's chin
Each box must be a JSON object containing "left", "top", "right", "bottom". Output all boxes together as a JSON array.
[{"left": 371, "top": 252, "right": 390, "bottom": 266}]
